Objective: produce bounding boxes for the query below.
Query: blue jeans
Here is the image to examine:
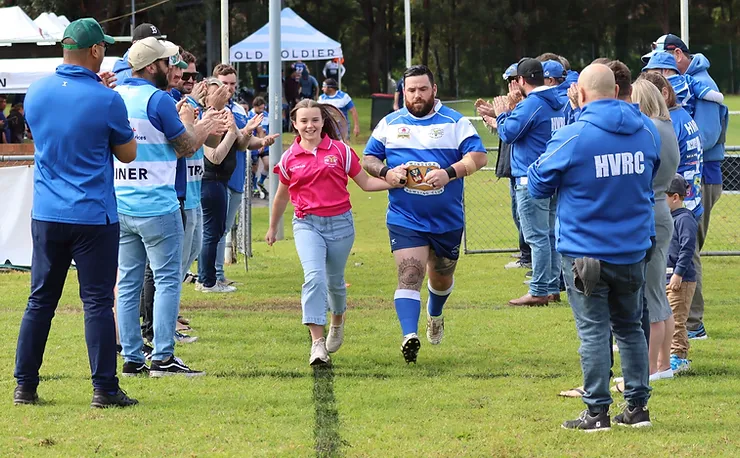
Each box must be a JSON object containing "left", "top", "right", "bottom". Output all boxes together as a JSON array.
[
  {"left": 200, "top": 180, "right": 229, "bottom": 288},
  {"left": 563, "top": 255, "right": 650, "bottom": 412},
  {"left": 15, "top": 220, "right": 120, "bottom": 392},
  {"left": 510, "top": 178, "right": 531, "bottom": 264},
  {"left": 117, "top": 211, "right": 184, "bottom": 363},
  {"left": 516, "top": 186, "right": 560, "bottom": 296},
  {"left": 182, "top": 205, "right": 203, "bottom": 276},
  {"left": 293, "top": 211, "right": 355, "bottom": 325},
  {"left": 216, "top": 188, "right": 243, "bottom": 282}
]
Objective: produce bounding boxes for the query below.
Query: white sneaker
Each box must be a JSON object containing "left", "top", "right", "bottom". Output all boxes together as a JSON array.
[
  {"left": 200, "top": 283, "right": 237, "bottom": 293},
  {"left": 309, "top": 338, "right": 331, "bottom": 365},
  {"left": 194, "top": 281, "right": 203, "bottom": 291},
  {"left": 649, "top": 368, "right": 674, "bottom": 382},
  {"left": 325, "top": 320, "right": 344, "bottom": 353},
  {"left": 426, "top": 315, "right": 445, "bottom": 345}
]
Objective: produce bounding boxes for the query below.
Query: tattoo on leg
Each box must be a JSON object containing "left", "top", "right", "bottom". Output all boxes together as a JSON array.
[
  {"left": 398, "top": 257, "right": 424, "bottom": 290},
  {"left": 433, "top": 256, "right": 457, "bottom": 277}
]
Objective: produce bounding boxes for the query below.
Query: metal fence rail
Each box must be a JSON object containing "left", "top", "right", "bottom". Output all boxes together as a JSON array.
[{"left": 463, "top": 144, "right": 740, "bottom": 256}]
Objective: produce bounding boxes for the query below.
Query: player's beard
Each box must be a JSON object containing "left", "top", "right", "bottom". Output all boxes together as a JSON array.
[
  {"left": 406, "top": 95, "right": 435, "bottom": 117},
  {"left": 154, "top": 66, "right": 169, "bottom": 90}
]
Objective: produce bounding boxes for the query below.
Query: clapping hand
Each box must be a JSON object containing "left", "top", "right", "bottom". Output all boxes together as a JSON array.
[
  {"left": 475, "top": 98, "right": 495, "bottom": 117},
  {"left": 177, "top": 99, "right": 195, "bottom": 125},
  {"left": 210, "top": 85, "right": 231, "bottom": 110},
  {"left": 492, "top": 96, "right": 510, "bottom": 117},
  {"left": 191, "top": 81, "right": 208, "bottom": 106},
  {"left": 568, "top": 83, "right": 580, "bottom": 109},
  {"left": 245, "top": 113, "right": 264, "bottom": 133},
  {"left": 98, "top": 71, "right": 118, "bottom": 89}
]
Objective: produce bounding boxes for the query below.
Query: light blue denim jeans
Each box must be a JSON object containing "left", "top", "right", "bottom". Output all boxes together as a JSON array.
[
  {"left": 182, "top": 205, "right": 203, "bottom": 276},
  {"left": 216, "top": 188, "right": 243, "bottom": 282},
  {"left": 117, "top": 210, "right": 183, "bottom": 363},
  {"left": 563, "top": 255, "right": 650, "bottom": 412},
  {"left": 516, "top": 185, "right": 561, "bottom": 296},
  {"left": 293, "top": 211, "right": 355, "bottom": 325}
]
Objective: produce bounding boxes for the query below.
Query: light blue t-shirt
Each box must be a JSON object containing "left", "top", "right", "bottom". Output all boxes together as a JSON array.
[
  {"left": 247, "top": 108, "right": 269, "bottom": 156},
  {"left": 26, "top": 64, "right": 134, "bottom": 225},
  {"left": 319, "top": 90, "right": 355, "bottom": 124},
  {"left": 226, "top": 100, "right": 249, "bottom": 193}
]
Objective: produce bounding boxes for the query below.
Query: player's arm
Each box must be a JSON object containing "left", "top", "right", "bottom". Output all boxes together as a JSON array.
[
  {"left": 350, "top": 106, "right": 360, "bottom": 137},
  {"left": 393, "top": 92, "right": 400, "bottom": 111},
  {"left": 362, "top": 126, "right": 406, "bottom": 187}
]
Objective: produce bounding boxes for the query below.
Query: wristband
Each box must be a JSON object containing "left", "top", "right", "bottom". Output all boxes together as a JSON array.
[
  {"left": 445, "top": 166, "right": 457, "bottom": 180},
  {"left": 379, "top": 166, "right": 390, "bottom": 178}
]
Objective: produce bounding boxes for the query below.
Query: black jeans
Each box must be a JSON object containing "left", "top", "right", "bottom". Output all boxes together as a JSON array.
[
  {"left": 15, "top": 220, "right": 120, "bottom": 391},
  {"left": 140, "top": 200, "right": 187, "bottom": 341}
]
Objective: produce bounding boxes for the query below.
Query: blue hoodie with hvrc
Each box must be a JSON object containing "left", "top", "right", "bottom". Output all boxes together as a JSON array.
[
  {"left": 527, "top": 99, "right": 661, "bottom": 265},
  {"left": 496, "top": 86, "right": 565, "bottom": 178}
]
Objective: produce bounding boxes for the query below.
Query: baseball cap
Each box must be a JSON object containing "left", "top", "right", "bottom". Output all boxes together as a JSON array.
[
  {"left": 667, "top": 173, "right": 690, "bottom": 196},
  {"left": 128, "top": 37, "right": 179, "bottom": 71},
  {"left": 543, "top": 60, "right": 565, "bottom": 79},
  {"left": 162, "top": 41, "right": 188, "bottom": 69},
  {"left": 642, "top": 51, "right": 679, "bottom": 73},
  {"left": 61, "top": 18, "right": 115, "bottom": 49},
  {"left": 502, "top": 63, "right": 518, "bottom": 81},
  {"left": 641, "top": 34, "right": 689, "bottom": 63},
  {"left": 132, "top": 23, "right": 163, "bottom": 42},
  {"left": 515, "top": 58, "right": 543, "bottom": 79},
  {"left": 323, "top": 78, "right": 338, "bottom": 89}
]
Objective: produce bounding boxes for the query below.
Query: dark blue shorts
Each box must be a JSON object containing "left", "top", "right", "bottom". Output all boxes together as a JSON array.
[{"left": 387, "top": 223, "right": 463, "bottom": 260}]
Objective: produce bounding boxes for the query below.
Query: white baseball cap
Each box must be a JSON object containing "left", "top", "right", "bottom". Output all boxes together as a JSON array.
[{"left": 128, "top": 36, "right": 179, "bottom": 71}]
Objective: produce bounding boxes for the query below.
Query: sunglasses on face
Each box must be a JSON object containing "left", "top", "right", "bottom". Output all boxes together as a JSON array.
[
  {"left": 96, "top": 42, "right": 110, "bottom": 51},
  {"left": 182, "top": 72, "right": 199, "bottom": 82}
]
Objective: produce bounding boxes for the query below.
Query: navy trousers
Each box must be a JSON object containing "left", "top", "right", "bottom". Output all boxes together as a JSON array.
[{"left": 14, "top": 220, "right": 120, "bottom": 392}]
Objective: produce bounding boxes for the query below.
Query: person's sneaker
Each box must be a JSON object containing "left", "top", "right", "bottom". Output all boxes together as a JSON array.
[
  {"left": 175, "top": 331, "right": 198, "bottom": 344},
  {"left": 688, "top": 323, "right": 708, "bottom": 340},
  {"left": 194, "top": 281, "right": 204, "bottom": 292},
  {"left": 220, "top": 277, "right": 236, "bottom": 286},
  {"left": 614, "top": 404, "right": 652, "bottom": 428},
  {"left": 401, "top": 333, "right": 421, "bottom": 364},
  {"left": 525, "top": 270, "right": 533, "bottom": 278},
  {"left": 122, "top": 361, "right": 149, "bottom": 377},
  {"left": 90, "top": 389, "right": 138, "bottom": 408},
  {"left": 325, "top": 321, "right": 345, "bottom": 353},
  {"left": 142, "top": 342, "right": 153, "bottom": 360},
  {"left": 426, "top": 315, "right": 445, "bottom": 345},
  {"left": 309, "top": 338, "right": 331, "bottom": 365},
  {"left": 258, "top": 183, "right": 269, "bottom": 199},
  {"left": 177, "top": 316, "right": 191, "bottom": 326},
  {"left": 649, "top": 368, "right": 674, "bottom": 382},
  {"left": 504, "top": 260, "right": 531, "bottom": 269},
  {"left": 176, "top": 321, "right": 192, "bottom": 332},
  {"left": 183, "top": 272, "right": 197, "bottom": 284},
  {"left": 150, "top": 356, "right": 205, "bottom": 377},
  {"left": 201, "top": 282, "right": 236, "bottom": 293},
  {"left": 13, "top": 386, "right": 38, "bottom": 405},
  {"left": 561, "top": 409, "right": 611, "bottom": 432},
  {"left": 116, "top": 344, "right": 123, "bottom": 355},
  {"left": 670, "top": 354, "right": 691, "bottom": 374}
]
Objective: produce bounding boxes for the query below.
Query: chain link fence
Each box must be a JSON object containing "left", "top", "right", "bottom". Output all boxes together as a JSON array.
[{"left": 463, "top": 119, "right": 740, "bottom": 256}]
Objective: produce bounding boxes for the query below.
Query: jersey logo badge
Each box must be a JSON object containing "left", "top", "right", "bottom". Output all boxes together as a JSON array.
[
  {"left": 404, "top": 161, "right": 444, "bottom": 196},
  {"left": 397, "top": 126, "right": 411, "bottom": 139},
  {"left": 428, "top": 127, "right": 444, "bottom": 139},
  {"left": 324, "top": 155, "right": 338, "bottom": 167}
]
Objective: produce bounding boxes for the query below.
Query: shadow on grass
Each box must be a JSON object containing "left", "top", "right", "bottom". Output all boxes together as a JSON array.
[{"left": 313, "top": 364, "right": 347, "bottom": 457}]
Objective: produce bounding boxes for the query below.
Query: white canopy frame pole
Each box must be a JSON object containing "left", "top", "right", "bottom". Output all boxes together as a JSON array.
[
  {"left": 680, "top": 0, "right": 689, "bottom": 48},
  {"left": 268, "top": 0, "right": 284, "bottom": 240},
  {"left": 220, "top": 0, "right": 229, "bottom": 64},
  {"left": 404, "top": 0, "right": 411, "bottom": 67}
]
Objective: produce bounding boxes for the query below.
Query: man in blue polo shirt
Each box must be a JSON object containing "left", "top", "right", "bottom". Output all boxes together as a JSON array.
[
  {"left": 114, "top": 37, "right": 226, "bottom": 377},
  {"left": 14, "top": 18, "right": 138, "bottom": 408}
]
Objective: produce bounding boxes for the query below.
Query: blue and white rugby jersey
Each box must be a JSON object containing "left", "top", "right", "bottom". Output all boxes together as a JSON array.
[
  {"left": 183, "top": 95, "right": 205, "bottom": 210},
  {"left": 319, "top": 90, "right": 355, "bottom": 122},
  {"left": 364, "top": 100, "right": 486, "bottom": 233},
  {"left": 247, "top": 108, "right": 270, "bottom": 154}
]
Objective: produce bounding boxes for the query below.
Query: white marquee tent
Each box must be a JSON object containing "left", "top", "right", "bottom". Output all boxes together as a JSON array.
[
  {"left": 229, "top": 8, "right": 342, "bottom": 63},
  {"left": 0, "top": 56, "right": 120, "bottom": 93},
  {"left": 33, "top": 13, "right": 69, "bottom": 40},
  {"left": 0, "top": 6, "right": 54, "bottom": 43}
]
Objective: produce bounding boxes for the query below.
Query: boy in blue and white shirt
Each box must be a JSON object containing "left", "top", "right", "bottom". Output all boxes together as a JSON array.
[
  {"left": 643, "top": 52, "right": 724, "bottom": 118},
  {"left": 319, "top": 78, "right": 360, "bottom": 138},
  {"left": 247, "top": 96, "right": 270, "bottom": 198}
]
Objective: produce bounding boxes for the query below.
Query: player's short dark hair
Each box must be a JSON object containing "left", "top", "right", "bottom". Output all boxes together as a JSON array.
[
  {"left": 591, "top": 57, "right": 612, "bottom": 65},
  {"left": 181, "top": 51, "right": 196, "bottom": 65},
  {"left": 606, "top": 60, "right": 632, "bottom": 100},
  {"left": 212, "top": 63, "right": 236, "bottom": 77},
  {"left": 253, "top": 96, "right": 266, "bottom": 107},
  {"left": 403, "top": 65, "right": 435, "bottom": 86},
  {"left": 537, "top": 52, "right": 569, "bottom": 70}
]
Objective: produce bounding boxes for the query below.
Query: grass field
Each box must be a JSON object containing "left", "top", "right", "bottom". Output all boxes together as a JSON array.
[{"left": 0, "top": 97, "right": 739, "bottom": 456}]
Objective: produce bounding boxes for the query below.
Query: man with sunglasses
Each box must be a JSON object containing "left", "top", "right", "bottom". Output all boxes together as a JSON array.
[
  {"left": 114, "top": 37, "right": 228, "bottom": 378},
  {"left": 642, "top": 34, "right": 728, "bottom": 341},
  {"left": 14, "top": 18, "right": 138, "bottom": 408}
]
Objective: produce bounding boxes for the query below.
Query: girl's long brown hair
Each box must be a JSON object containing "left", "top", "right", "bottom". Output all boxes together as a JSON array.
[
  {"left": 290, "top": 99, "right": 347, "bottom": 141},
  {"left": 638, "top": 72, "right": 678, "bottom": 109}
]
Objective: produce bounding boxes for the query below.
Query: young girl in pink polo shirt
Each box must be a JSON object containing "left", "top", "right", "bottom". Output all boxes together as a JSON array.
[{"left": 266, "top": 99, "right": 391, "bottom": 366}]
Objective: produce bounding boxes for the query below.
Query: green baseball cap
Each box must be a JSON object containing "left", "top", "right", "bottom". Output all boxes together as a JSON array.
[{"left": 61, "top": 18, "right": 115, "bottom": 49}]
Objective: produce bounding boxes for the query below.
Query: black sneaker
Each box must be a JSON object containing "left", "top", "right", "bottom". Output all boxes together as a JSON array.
[
  {"left": 122, "top": 361, "right": 150, "bottom": 377},
  {"left": 116, "top": 344, "right": 123, "bottom": 355},
  {"left": 91, "top": 389, "right": 138, "bottom": 408},
  {"left": 401, "top": 333, "right": 421, "bottom": 364},
  {"left": 142, "top": 343, "right": 153, "bottom": 360},
  {"left": 150, "top": 356, "right": 205, "bottom": 377},
  {"left": 562, "top": 409, "right": 611, "bottom": 432},
  {"left": 614, "top": 404, "right": 652, "bottom": 428},
  {"left": 258, "top": 183, "right": 269, "bottom": 198},
  {"left": 13, "top": 386, "right": 38, "bottom": 405}
]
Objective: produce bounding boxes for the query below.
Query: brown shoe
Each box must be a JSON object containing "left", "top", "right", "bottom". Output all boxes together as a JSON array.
[
  {"left": 548, "top": 293, "right": 562, "bottom": 303},
  {"left": 508, "top": 294, "right": 549, "bottom": 307}
]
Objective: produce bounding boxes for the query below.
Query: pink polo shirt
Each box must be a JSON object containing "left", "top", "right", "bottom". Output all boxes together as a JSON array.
[{"left": 275, "top": 134, "right": 362, "bottom": 218}]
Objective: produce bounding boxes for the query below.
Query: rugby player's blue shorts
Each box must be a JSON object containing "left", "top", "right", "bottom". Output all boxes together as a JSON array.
[{"left": 387, "top": 223, "right": 463, "bottom": 260}]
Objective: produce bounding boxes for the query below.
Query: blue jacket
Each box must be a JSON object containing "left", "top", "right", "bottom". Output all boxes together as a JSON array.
[
  {"left": 667, "top": 207, "right": 697, "bottom": 282},
  {"left": 686, "top": 54, "right": 728, "bottom": 163},
  {"left": 496, "top": 86, "right": 565, "bottom": 178},
  {"left": 112, "top": 50, "right": 133, "bottom": 82},
  {"left": 565, "top": 70, "right": 579, "bottom": 86},
  {"left": 556, "top": 80, "right": 578, "bottom": 126},
  {"left": 527, "top": 99, "right": 661, "bottom": 264}
]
